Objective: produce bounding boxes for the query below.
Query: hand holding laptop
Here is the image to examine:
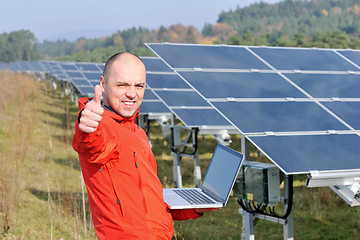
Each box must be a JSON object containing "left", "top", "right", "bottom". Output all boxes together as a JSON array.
[
  {"left": 163, "top": 144, "right": 244, "bottom": 210},
  {"left": 195, "top": 208, "right": 219, "bottom": 214}
]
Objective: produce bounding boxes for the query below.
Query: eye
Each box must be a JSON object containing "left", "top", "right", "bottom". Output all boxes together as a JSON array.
[
  {"left": 117, "top": 83, "right": 127, "bottom": 87},
  {"left": 136, "top": 83, "right": 145, "bottom": 89}
]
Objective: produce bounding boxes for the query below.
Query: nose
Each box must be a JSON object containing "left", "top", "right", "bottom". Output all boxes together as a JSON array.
[{"left": 125, "top": 85, "right": 136, "bottom": 99}]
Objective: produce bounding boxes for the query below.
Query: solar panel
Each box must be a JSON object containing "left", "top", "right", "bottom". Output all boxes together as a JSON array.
[
  {"left": 249, "top": 46, "right": 359, "bottom": 71},
  {"left": 141, "top": 57, "right": 172, "bottom": 72},
  {"left": 139, "top": 58, "right": 173, "bottom": 117},
  {"left": 73, "top": 79, "right": 91, "bottom": 86},
  {"left": 147, "top": 44, "right": 271, "bottom": 70},
  {"left": 335, "top": 49, "right": 360, "bottom": 67},
  {"left": 172, "top": 108, "right": 233, "bottom": 127},
  {"left": 155, "top": 91, "right": 211, "bottom": 107},
  {"left": 322, "top": 102, "right": 360, "bottom": 130},
  {"left": 83, "top": 72, "right": 102, "bottom": 80},
  {"left": 61, "top": 63, "right": 77, "bottom": 71},
  {"left": 147, "top": 42, "right": 360, "bottom": 174},
  {"left": 284, "top": 73, "right": 360, "bottom": 98},
  {"left": 139, "top": 56, "right": 234, "bottom": 129},
  {"left": 212, "top": 101, "right": 349, "bottom": 134},
  {"left": 250, "top": 134, "right": 360, "bottom": 174},
  {"left": 140, "top": 101, "right": 170, "bottom": 114},
  {"left": 146, "top": 73, "right": 190, "bottom": 89},
  {"left": 75, "top": 63, "right": 101, "bottom": 71},
  {"left": 0, "top": 62, "right": 10, "bottom": 70},
  {"left": 28, "top": 61, "right": 44, "bottom": 72},
  {"left": 66, "top": 71, "right": 84, "bottom": 78},
  {"left": 179, "top": 72, "right": 307, "bottom": 99}
]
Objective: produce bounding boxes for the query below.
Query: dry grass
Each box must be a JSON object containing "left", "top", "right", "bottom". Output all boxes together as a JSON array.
[{"left": 0, "top": 71, "right": 96, "bottom": 239}]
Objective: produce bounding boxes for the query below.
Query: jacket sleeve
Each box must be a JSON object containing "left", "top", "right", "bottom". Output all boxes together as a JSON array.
[
  {"left": 169, "top": 208, "right": 203, "bottom": 221},
  {"left": 72, "top": 110, "right": 119, "bottom": 165}
]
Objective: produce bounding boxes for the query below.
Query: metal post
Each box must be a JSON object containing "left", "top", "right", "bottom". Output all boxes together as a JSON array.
[
  {"left": 241, "top": 135, "right": 251, "bottom": 161},
  {"left": 241, "top": 135, "right": 254, "bottom": 239},
  {"left": 172, "top": 152, "right": 182, "bottom": 188},
  {"left": 283, "top": 176, "right": 294, "bottom": 240},
  {"left": 193, "top": 152, "right": 201, "bottom": 187},
  {"left": 192, "top": 128, "right": 201, "bottom": 188},
  {"left": 242, "top": 211, "right": 255, "bottom": 240}
]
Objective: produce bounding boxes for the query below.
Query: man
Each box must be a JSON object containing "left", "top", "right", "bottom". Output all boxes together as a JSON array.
[{"left": 72, "top": 52, "right": 207, "bottom": 239}]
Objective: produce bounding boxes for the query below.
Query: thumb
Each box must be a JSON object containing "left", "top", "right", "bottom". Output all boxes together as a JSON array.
[{"left": 93, "top": 85, "right": 102, "bottom": 105}]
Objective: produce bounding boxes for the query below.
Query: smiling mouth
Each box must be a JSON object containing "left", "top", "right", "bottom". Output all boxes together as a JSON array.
[{"left": 123, "top": 101, "right": 135, "bottom": 106}]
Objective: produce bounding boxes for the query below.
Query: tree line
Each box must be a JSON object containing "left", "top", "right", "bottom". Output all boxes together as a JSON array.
[
  {"left": 0, "top": 30, "right": 40, "bottom": 62},
  {"left": 1, "top": 0, "right": 360, "bottom": 63}
]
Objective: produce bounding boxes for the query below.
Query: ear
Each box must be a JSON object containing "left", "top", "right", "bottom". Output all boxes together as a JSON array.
[{"left": 100, "top": 76, "right": 105, "bottom": 92}]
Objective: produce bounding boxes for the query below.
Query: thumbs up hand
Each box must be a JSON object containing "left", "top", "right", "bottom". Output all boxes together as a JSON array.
[{"left": 79, "top": 85, "right": 104, "bottom": 133}]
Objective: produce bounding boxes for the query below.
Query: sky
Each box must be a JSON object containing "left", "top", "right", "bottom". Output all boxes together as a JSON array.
[{"left": 1, "top": 0, "right": 280, "bottom": 42}]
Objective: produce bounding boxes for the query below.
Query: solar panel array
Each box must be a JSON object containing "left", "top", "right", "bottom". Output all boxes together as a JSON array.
[
  {"left": 0, "top": 58, "right": 173, "bottom": 117},
  {"left": 146, "top": 43, "right": 360, "bottom": 175}
]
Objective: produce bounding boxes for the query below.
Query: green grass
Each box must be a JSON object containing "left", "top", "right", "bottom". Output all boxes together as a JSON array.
[{"left": 1, "top": 72, "right": 359, "bottom": 239}]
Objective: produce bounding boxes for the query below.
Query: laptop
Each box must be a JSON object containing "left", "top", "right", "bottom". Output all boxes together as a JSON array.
[{"left": 163, "top": 143, "right": 244, "bottom": 209}]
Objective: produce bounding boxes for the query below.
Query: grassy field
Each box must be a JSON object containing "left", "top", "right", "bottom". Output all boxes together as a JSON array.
[{"left": 0, "top": 72, "right": 359, "bottom": 239}]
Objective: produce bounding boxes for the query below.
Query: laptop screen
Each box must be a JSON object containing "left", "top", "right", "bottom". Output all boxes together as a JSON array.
[{"left": 201, "top": 144, "right": 244, "bottom": 203}]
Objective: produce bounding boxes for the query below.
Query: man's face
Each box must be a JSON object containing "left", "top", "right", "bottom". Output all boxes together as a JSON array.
[{"left": 100, "top": 58, "right": 146, "bottom": 118}]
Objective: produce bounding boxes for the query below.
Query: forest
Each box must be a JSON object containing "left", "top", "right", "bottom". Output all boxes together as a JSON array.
[{"left": 1, "top": 0, "right": 360, "bottom": 62}]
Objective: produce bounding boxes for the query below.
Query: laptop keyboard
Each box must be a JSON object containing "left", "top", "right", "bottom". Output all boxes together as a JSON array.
[{"left": 174, "top": 189, "right": 216, "bottom": 205}]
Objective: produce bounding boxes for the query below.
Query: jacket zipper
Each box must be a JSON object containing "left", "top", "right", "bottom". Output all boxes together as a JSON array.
[{"left": 134, "top": 151, "right": 148, "bottom": 213}]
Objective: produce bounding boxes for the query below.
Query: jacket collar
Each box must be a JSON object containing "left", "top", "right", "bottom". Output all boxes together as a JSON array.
[{"left": 102, "top": 104, "right": 139, "bottom": 123}]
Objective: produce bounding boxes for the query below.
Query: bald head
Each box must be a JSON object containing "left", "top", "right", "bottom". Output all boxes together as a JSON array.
[{"left": 102, "top": 52, "right": 146, "bottom": 81}]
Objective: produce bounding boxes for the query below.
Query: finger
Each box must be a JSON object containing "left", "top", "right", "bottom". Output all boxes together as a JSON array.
[
  {"left": 93, "top": 85, "right": 103, "bottom": 105},
  {"left": 82, "top": 106, "right": 103, "bottom": 120},
  {"left": 80, "top": 116, "right": 102, "bottom": 128},
  {"left": 79, "top": 123, "right": 97, "bottom": 133}
]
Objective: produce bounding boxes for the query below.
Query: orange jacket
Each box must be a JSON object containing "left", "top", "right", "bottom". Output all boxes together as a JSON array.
[{"left": 72, "top": 98, "right": 201, "bottom": 239}]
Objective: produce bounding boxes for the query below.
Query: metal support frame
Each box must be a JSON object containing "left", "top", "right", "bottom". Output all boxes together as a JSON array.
[
  {"left": 240, "top": 136, "right": 294, "bottom": 240},
  {"left": 169, "top": 114, "right": 201, "bottom": 188},
  {"left": 171, "top": 125, "right": 201, "bottom": 188},
  {"left": 138, "top": 114, "right": 151, "bottom": 137},
  {"left": 306, "top": 170, "right": 360, "bottom": 206}
]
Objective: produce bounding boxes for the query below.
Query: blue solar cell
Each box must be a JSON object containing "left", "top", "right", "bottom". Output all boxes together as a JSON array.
[
  {"left": 141, "top": 57, "right": 172, "bottom": 72},
  {"left": 57, "top": 74, "right": 68, "bottom": 80},
  {"left": 322, "top": 102, "right": 360, "bottom": 130},
  {"left": 140, "top": 101, "right": 170, "bottom": 114},
  {"left": 337, "top": 50, "right": 360, "bottom": 68},
  {"left": 212, "top": 101, "right": 348, "bottom": 133},
  {"left": 249, "top": 134, "right": 360, "bottom": 174},
  {"left": 180, "top": 72, "right": 307, "bottom": 99},
  {"left": 73, "top": 79, "right": 91, "bottom": 86},
  {"left": 97, "top": 64, "right": 105, "bottom": 71},
  {"left": 0, "top": 63, "right": 10, "bottom": 70},
  {"left": 144, "top": 89, "right": 158, "bottom": 100},
  {"left": 285, "top": 73, "right": 360, "bottom": 98},
  {"left": 67, "top": 71, "right": 83, "bottom": 78},
  {"left": 66, "top": 72, "right": 84, "bottom": 78},
  {"left": 16, "top": 61, "right": 29, "bottom": 71},
  {"left": 83, "top": 72, "right": 102, "bottom": 80},
  {"left": 75, "top": 63, "right": 100, "bottom": 71},
  {"left": 147, "top": 74, "right": 190, "bottom": 89},
  {"left": 250, "top": 47, "right": 359, "bottom": 71},
  {"left": 61, "top": 64, "right": 77, "bottom": 71},
  {"left": 78, "top": 86, "right": 95, "bottom": 95},
  {"left": 156, "top": 91, "right": 211, "bottom": 107},
  {"left": 172, "top": 108, "right": 232, "bottom": 127},
  {"left": 147, "top": 43, "right": 271, "bottom": 70},
  {"left": 28, "top": 61, "right": 44, "bottom": 71}
]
